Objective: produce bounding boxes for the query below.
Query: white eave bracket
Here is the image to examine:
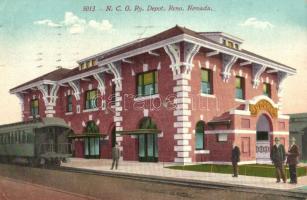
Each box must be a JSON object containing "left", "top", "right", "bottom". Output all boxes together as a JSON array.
[
  {"left": 252, "top": 63, "right": 267, "bottom": 88},
  {"left": 222, "top": 54, "right": 238, "bottom": 82}
]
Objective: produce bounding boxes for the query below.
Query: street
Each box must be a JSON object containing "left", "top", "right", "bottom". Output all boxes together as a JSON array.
[{"left": 0, "top": 177, "right": 96, "bottom": 200}]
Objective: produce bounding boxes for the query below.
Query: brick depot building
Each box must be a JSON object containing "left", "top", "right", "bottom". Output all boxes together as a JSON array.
[{"left": 10, "top": 26, "right": 296, "bottom": 164}]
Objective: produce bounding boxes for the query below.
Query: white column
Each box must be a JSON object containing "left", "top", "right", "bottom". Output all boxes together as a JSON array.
[
  {"left": 108, "top": 62, "right": 123, "bottom": 151},
  {"left": 164, "top": 42, "right": 200, "bottom": 164}
]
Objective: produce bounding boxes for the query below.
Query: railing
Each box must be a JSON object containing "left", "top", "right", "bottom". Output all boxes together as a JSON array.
[{"left": 39, "top": 143, "right": 71, "bottom": 154}]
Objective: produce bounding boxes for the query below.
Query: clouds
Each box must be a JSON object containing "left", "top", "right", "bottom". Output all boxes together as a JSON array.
[
  {"left": 33, "top": 12, "right": 112, "bottom": 34},
  {"left": 88, "top": 20, "right": 113, "bottom": 32},
  {"left": 34, "top": 19, "right": 61, "bottom": 28},
  {"left": 240, "top": 18, "right": 274, "bottom": 29}
]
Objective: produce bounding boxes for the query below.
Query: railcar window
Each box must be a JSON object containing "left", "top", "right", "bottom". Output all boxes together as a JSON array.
[
  {"left": 22, "top": 132, "right": 26, "bottom": 144},
  {"left": 14, "top": 132, "right": 18, "bottom": 144},
  {"left": 27, "top": 133, "right": 34, "bottom": 143}
]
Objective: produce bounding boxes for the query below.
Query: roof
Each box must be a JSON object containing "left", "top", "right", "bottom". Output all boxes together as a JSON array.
[
  {"left": 10, "top": 25, "right": 296, "bottom": 92},
  {"left": 0, "top": 117, "right": 70, "bottom": 133},
  {"left": 10, "top": 68, "right": 71, "bottom": 92}
]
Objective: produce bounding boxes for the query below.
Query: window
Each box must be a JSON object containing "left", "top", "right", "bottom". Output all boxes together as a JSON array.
[
  {"left": 195, "top": 121, "right": 205, "bottom": 150},
  {"left": 222, "top": 39, "right": 226, "bottom": 45},
  {"left": 263, "top": 83, "right": 271, "bottom": 98},
  {"left": 227, "top": 41, "right": 234, "bottom": 48},
  {"left": 67, "top": 95, "right": 73, "bottom": 112},
  {"left": 137, "top": 71, "right": 158, "bottom": 96},
  {"left": 84, "top": 90, "right": 98, "bottom": 110},
  {"left": 30, "top": 99, "right": 39, "bottom": 117},
  {"left": 234, "top": 44, "right": 239, "bottom": 49},
  {"left": 235, "top": 76, "right": 245, "bottom": 99},
  {"left": 201, "top": 69, "right": 212, "bottom": 94}
]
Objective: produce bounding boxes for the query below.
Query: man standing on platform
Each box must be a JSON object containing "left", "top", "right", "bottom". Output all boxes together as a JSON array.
[
  {"left": 231, "top": 142, "right": 240, "bottom": 177},
  {"left": 111, "top": 142, "right": 120, "bottom": 170},
  {"left": 287, "top": 137, "right": 300, "bottom": 184},
  {"left": 270, "top": 137, "right": 286, "bottom": 183}
]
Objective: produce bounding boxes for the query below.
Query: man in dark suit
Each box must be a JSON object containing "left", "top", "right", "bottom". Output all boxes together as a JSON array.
[
  {"left": 270, "top": 137, "right": 286, "bottom": 183},
  {"left": 111, "top": 142, "right": 120, "bottom": 170},
  {"left": 231, "top": 142, "right": 240, "bottom": 177},
  {"left": 287, "top": 137, "right": 300, "bottom": 184}
]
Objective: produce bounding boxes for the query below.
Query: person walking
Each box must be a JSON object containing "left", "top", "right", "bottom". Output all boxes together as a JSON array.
[
  {"left": 270, "top": 137, "right": 286, "bottom": 183},
  {"left": 231, "top": 142, "right": 240, "bottom": 177},
  {"left": 286, "top": 137, "right": 300, "bottom": 184},
  {"left": 111, "top": 142, "right": 120, "bottom": 170}
]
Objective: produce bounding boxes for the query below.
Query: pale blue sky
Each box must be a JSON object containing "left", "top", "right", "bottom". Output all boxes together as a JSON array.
[{"left": 0, "top": 0, "right": 306, "bottom": 123}]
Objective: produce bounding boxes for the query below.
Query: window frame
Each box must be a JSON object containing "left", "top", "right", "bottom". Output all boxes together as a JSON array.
[
  {"left": 235, "top": 76, "right": 245, "bottom": 100},
  {"left": 30, "top": 99, "right": 39, "bottom": 117},
  {"left": 136, "top": 70, "right": 158, "bottom": 97},
  {"left": 263, "top": 83, "right": 271, "bottom": 98},
  {"left": 84, "top": 89, "right": 98, "bottom": 110},
  {"left": 67, "top": 95, "right": 73, "bottom": 112},
  {"left": 201, "top": 68, "right": 213, "bottom": 95},
  {"left": 195, "top": 121, "right": 205, "bottom": 150}
]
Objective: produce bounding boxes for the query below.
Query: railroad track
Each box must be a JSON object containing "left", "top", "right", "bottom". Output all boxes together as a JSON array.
[
  {"left": 0, "top": 163, "right": 306, "bottom": 199},
  {"left": 55, "top": 166, "right": 307, "bottom": 199}
]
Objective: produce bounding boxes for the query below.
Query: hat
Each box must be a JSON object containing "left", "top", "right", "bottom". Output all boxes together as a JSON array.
[
  {"left": 290, "top": 137, "right": 296, "bottom": 142},
  {"left": 274, "top": 137, "right": 280, "bottom": 141}
]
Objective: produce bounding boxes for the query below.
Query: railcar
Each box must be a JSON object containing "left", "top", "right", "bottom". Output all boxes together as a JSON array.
[{"left": 0, "top": 117, "right": 72, "bottom": 166}]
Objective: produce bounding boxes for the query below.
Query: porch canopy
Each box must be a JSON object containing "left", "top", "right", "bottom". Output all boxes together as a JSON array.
[{"left": 117, "top": 129, "right": 161, "bottom": 135}]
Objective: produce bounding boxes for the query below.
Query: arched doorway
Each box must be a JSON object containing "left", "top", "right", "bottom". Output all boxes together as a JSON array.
[
  {"left": 138, "top": 117, "right": 158, "bottom": 162},
  {"left": 83, "top": 121, "right": 100, "bottom": 159},
  {"left": 256, "top": 114, "right": 272, "bottom": 163}
]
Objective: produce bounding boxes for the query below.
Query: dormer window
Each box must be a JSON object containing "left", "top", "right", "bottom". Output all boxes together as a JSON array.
[
  {"left": 79, "top": 59, "right": 97, "bottom": 71},
  {"left": 227, "top": 41, "right": 234, "bottom": 48}
]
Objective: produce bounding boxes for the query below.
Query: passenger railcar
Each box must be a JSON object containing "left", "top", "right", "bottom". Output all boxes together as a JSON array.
[{"left": 0, "top": 117, "right": 72, "bottom": 166}]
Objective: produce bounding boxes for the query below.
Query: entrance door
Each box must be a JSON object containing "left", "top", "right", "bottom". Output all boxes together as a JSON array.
[
  {"left": 84, "top": 137, "right": 100, "bottom": 158},
  {"left": 256, "top": 131, "right": 270, "bottom": 162},
  {"left": 138, "top": 134, "right": 158, "bottom": 162},
  {"left": 256, "top": 115, "right": 271, "bottom": 163}
]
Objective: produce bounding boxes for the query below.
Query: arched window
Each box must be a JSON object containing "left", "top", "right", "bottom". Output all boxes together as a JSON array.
[
  {"left": 139, "top": 117, "right": 157, "bottom": 129},
  {"left": 84, "top": 121, "right": 99, "bottom": 133},
  {"left": 195, "top": 121, "right": 205, "bottom": 150}
]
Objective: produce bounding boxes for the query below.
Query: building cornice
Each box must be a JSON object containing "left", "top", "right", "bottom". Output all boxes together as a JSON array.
[{"left": 11, "top": 31, "right": 296, "bottom": 93}]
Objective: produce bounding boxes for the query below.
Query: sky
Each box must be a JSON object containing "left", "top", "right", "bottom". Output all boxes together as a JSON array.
[{"left": 0, "top": 0, "right": 306, "bottom": 124}]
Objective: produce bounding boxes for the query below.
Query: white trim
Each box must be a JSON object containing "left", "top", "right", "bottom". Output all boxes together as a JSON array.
[
  {"left": 229, "top": 109, "right": 251, "bottom": 116},
  {"left": 11, "top": 31, "right": 295, "bottom": 94},
  {"left": 174, "top": 134, "right": 192, "bottom": 140},
  {"left": 174, "top": 110, "right": 191, "bottom": 116},
  {"left": 270, "top": 131, "right": 289, "bottom": 135},
  {"left": 247, "top": 95, "right": 278, "bottom": 109},
  {"left": 174, "top": 145, "right": 191, "bottom": 152},
  {"left": 65, "top": 112, "right": 73, "bottom": 116},
  {"left": 205, "top": 130, "right": 256, "bottom": 134},
  {"left": 177, "top": 151, "right": 190, "bottom": 157},
  {"left": 182, "top": 34, "right": 296, "bottom": 75},
  {"left": 10, "top": 80, "right": 57, "bottom": 94},
  {"left": 83, "top": 108, "right": 99, "bottom": 113},
  {"left": 278, "top": 114, "right": 290, "bottom": 119},
  {"left": 200, "top": 93, "right": 216, "bottom": 98},
  {"left": 134, "top": 94, "right": 160, "bottom": 102},
  {"left": 174, "top": 97, "right": 191, "bottom": 104},
  {"left": 235, "top": 98, "right": 246, "bottom": 103},
  {"left": 195, "top": 150, "right": 210, "bottom": 154},
  {"left": 177, "top": 139, "right": 189, "bottom": 145},
  {"left": 174, "top": 157, "right": 192, "bottom": 163}
]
